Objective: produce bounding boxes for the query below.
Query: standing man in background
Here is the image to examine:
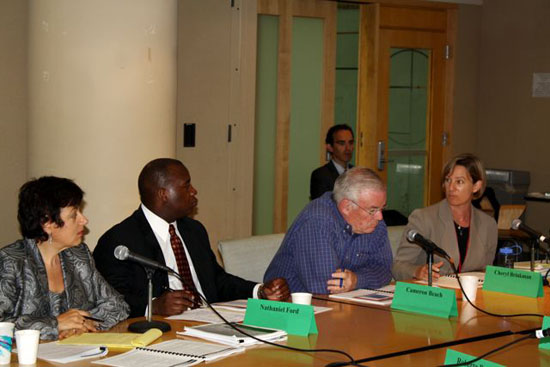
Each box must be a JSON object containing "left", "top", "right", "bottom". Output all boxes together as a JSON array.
[{"left": 310, "top": 124, "right": 354, "bottom": 200}]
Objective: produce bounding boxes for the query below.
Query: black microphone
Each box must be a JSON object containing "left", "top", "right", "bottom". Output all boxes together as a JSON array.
[
  {"left": 114, "top": 245, "right": 176, "bottom": 274},
  {"left": 406, "top": 229, "right": 451, "bottom": 260},
  {"left": 511, "top": 219, "right": 550, "bottom": 244}
]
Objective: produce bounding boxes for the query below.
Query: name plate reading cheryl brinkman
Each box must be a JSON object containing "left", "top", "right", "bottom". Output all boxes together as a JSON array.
[
  {"left": 483, "top": 265, "right": 543, "bottom": 298},
  {"left": 391, "top": 282, "right": 458, "bottom": 318},
  {"left": 243, "top": 299, "right": 317, "bottom": 336}
]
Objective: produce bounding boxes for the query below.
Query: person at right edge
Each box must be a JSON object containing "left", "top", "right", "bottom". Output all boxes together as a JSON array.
[{"left": 392, "top": 153, "right": 498, "bottom": 281}]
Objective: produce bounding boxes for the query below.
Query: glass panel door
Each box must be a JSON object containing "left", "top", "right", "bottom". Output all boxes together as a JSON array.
[
  {"left": 287, "top": 16, "right": 324, "bottom": 228},
  {"left": 386, "top": 48, "right": 430, "bottom": 216},
  {"left": 253, "top": 15, "right": 279, "bottom": 235}
]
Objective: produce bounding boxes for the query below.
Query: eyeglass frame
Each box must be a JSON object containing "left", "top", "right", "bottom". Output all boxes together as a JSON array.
[{"left": 348, "top": 199, "right": 386, "bottom": 216}]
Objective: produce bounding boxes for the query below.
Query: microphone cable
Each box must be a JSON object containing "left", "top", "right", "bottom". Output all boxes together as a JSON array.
[
  {"left": 166, "top": 270, "right": 367, "bottom": 367},
  {"left": 322, "top": 255, "right": 547, "bottom": 366},
  {"left": 449, "top": 261, "right": 544, "bottom": 319},
  {"left": 436, "top": 259, "right": 545, "bottom": 366},
  {"left": 439, "top": 327, "right": 547, "bottom": 367}
]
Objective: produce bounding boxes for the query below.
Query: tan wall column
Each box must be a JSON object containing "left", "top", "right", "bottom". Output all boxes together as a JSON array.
[{"left": 28, "top": 0, "right": 177, "bottom": 249}]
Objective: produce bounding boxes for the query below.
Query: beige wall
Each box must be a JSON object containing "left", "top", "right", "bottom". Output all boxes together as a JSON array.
[
  {"left": 452, "top": 4, "right": 481, "bottom": 156},
  {"left": 27, "top": 0, "right": 177, "bottom": 250},
  {"left": 476, "top": 0, "right": 550, "bottom": 231},
  {"left": 0, "top": 0, "right": 28, "bottom": 246},
  {"left": 0, "top": 0, "right": 177, "bottom": 249},
  {"left": 177, "top": 0, "right": 257, "bottom": 258}
]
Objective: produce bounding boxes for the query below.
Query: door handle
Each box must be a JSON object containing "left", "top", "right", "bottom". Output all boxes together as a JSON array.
[{"left": 377, "top": 141, "right": 386, "bottom": 171}]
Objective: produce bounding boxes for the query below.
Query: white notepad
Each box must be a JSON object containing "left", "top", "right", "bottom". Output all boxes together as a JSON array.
[
  {"left": 94, "top": 339, "right": 244, "bottom": 367},
  {"left": 329, "top": 285, "right": 395, "bottom": 306},
  {"left": 37, "top": 342, "right": 108, "bottom": 364}
]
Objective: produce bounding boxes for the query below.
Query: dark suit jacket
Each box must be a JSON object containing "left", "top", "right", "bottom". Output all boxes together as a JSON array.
[
  {"left": 310, "top": 161, "right": 350, "bottom": 200},
  {"left": 93, "top": 208, "right": 256, "bottom": 317}
]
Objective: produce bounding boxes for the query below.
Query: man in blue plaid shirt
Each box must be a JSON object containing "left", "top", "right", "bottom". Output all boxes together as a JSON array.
[{"left": 264, "top": 167, "right": 393, "bottom": 294}]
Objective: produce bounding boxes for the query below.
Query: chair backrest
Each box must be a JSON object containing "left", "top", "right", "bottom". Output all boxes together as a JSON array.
[
  {"left": 387, "top": 225, "right": 406, "bottom": 257},
  {"left": 218, "top": 233, "right": 285, "bottom": 283},
  {"left": 497, "top": 204, "right": 526, "bottom": 230}
]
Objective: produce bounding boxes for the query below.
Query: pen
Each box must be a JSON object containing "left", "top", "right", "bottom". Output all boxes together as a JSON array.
[
  {"left": 339, "top": 268, "right": 346, "bottom": 288},
  {"left": 84, "top": 316, "right": 104, "bottom": 323}
]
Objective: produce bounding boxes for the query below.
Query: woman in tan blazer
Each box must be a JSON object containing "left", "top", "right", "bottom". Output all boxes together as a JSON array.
[{"left": 392, "top": 154, "right": 498, "bottom": 281}]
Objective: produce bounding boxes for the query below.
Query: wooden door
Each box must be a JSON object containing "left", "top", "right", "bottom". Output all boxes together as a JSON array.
[{"left": 358, "top": 3, "right": 456, "bottom": 216}]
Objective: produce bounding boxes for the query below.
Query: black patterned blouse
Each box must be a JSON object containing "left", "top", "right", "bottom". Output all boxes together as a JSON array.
[{"left": 0, "top": 239, "right": 129, "bottom": 340}]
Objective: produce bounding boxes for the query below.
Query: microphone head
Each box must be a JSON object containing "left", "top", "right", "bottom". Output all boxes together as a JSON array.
[
  {"left": 114, "top": 245, "right": 129, "bottom": 260},
  {"left": 406, "top": 229, "right": 418, "bottom": 242},
  {"left": 511, "top": 218, "right": 522, "bottom": 230}
]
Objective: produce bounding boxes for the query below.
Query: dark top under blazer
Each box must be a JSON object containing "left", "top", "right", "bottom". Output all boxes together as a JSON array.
[
  {"left": 310, "top": 161, "right": 351, "bottom": 200},
  {"left": 93, "top": 208, "right": 256, "bottom": 317}
]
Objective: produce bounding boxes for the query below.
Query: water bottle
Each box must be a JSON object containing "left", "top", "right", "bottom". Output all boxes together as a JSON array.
[{"left": 498, "top": 247, "right": 515, "bottom": 268}]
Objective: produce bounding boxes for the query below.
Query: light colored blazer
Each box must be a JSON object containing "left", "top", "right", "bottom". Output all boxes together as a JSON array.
[{"left": 392, "top": 199, "right": 498, "bottom": 280}]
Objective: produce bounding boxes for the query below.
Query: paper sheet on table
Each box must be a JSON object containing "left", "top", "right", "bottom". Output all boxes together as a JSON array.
[
  {"left": 58, "top": 328, "right": 162, "bottom": 349},
  {"left": 166, "top": 306, "right": 246, "bottom": 323},
  {"left": 37, "top": 342, "right": 108, "bottom": 363},
  {"left": 166, "top": 301, "right": 331, "bottom": 323},
  {"left": 216, "top": 299, "right": 332, "bottom": 315}
]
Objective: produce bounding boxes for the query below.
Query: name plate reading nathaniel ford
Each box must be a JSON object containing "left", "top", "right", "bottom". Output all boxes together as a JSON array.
[
  {"left": 244, "top": 299, "right": 317, "bottom": 336},
  {"left": 391, "top": 282, "right": 458, "bottom": 318},
  {"left": 483, "top": 265, "right": 543, "bottom": 298}
]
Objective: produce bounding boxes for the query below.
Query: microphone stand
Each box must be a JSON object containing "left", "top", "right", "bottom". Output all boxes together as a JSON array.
[
  {"left": 530, "top": 238, "right": 536, "bottom": 272},
  {"left": 128, "top": 267, "right": 171, "bottom": 333},
  {"left": 426, "top": 250, "right": 434, "bottom": 287}
]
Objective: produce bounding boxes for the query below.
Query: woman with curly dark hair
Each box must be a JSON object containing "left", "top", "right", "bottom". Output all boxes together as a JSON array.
[{"left": 0, "top": 176, "right": 129, "bottom": 340}]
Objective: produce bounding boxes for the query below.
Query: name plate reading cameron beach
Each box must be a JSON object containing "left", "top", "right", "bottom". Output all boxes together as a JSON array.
[
  {"left": 391, "top": 282, "right": 458, "bottom": 318},
  {"left": 483, "top": 265, "right": 543, "bottom": 298},
  {"left": 244, "top": 299, "right": 317, "bottom": 336}
]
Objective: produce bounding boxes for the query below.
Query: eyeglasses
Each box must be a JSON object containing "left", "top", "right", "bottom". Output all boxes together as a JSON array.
[{"left": 349, "top": 200, "right": 385, "bottom": 216}]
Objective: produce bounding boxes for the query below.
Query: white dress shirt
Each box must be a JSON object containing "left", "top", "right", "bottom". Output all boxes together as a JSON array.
[
  {"left": 140, "top": 204, "right": 261, "bottom": 309},
  {"left": 332, "top": 159, "right": 349, "bottom": 175},
  {"left": 140, "top": 204, "right": 206, "bottom": 297}
]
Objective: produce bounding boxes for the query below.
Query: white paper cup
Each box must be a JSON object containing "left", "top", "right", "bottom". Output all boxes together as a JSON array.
[
  {"left": 291, "top": 292, "right": 312, "bottom": 305},
  {"left": 15, "top": 329, "right": 40, "bottom": 365},
  {"left": 0, "top": 322, "right": 15, "bottom": 365},
  {"left": 460, "top": 275, "right": 479, "bottom": 302}
]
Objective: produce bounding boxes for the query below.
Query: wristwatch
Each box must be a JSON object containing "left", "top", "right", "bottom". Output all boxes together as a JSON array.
[{"left": 258, "top": 284, "right": 267, "bottom": 299}]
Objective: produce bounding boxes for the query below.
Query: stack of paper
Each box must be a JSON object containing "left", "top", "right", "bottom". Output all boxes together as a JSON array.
[
  {"left": 167, "top": 300, "right": 331, "bottom": 323},
  {"left": 514, "top": 261, "right": 550, "bottom": 274},
  {"left": 178, "top": 322, "right": 287, "bottom": 347},
  {"left": 94, "top": 339, "right": 244, "bottom": 367},
  {"left": 329, "top": 285, "right": 395, "bottom": 306},
  {"left": 416, "top": 272, "right": 485, "bottom": 289},
  {"left": 59, "top": 328, "right": 162, "bottom": 350},
  {"left": 166, "top": 306, "right": 245, "bottom": 323},
  {"left": 37, "top": 343, "right": 108, "bottom": 364}
]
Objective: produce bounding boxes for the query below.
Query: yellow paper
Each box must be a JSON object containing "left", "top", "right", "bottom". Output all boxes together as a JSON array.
[{"left": 58, "top": 328, "right": 162, "bottom": 349}]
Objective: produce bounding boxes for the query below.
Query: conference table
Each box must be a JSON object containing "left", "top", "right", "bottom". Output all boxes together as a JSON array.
[{"left": 10, "top": 287, "right": 550, "bottom": 366}]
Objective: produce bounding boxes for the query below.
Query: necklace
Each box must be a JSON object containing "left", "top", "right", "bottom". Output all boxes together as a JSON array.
[{"left": 454, "top": 222, "right": 469, "bottom": 237}]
